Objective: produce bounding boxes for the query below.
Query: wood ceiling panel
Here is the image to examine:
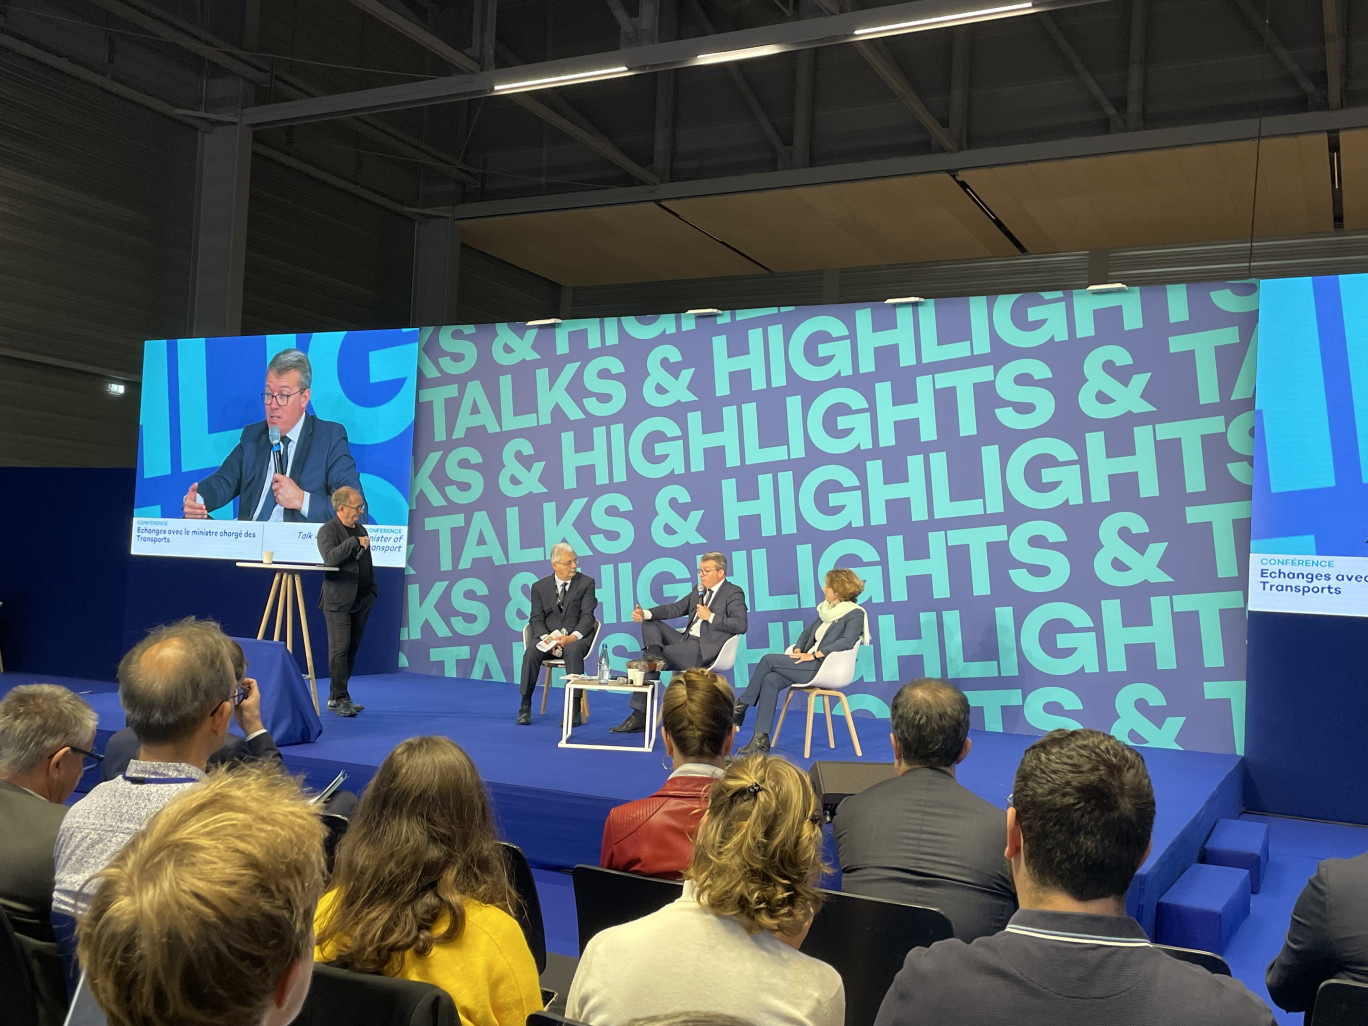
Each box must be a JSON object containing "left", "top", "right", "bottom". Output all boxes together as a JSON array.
[
  {"left": 961, "top": 137, "right": 1332, "bottom": 253},
  {"left": 1340, "top": 128, "right": 1368, "bottom": 231},
  {"left": 664, "top": 175, "right": 1018, "bottom": 271},
  {"left": 457, "top": 204, "right": 765, "bottom": 286}
]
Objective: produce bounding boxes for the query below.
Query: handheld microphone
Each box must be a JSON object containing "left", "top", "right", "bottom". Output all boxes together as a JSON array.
[{"left": 268, "top": 426, "right": 284, "bottom": 476}]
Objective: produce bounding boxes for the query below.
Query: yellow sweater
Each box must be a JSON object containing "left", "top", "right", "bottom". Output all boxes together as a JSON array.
[{"left": 315, "top": 890, "right": 542, "bottom": 1026}]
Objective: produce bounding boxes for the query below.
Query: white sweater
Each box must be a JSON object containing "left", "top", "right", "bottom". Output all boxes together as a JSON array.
[{"left": 567, "top": 881, "right": 845, "bottom": 1026}]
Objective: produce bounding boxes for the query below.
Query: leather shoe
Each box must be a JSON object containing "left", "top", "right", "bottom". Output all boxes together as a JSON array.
[
  {"left": 609, "top": 710, "right": 647, "bottom": 733},
  {"left": 516, "top": 705, "right": 532, "bottom": 726},
  {"left": 328, "top": 698, "right": 364, "bottom": 713},
  {"left": 735, "top": 732, "right": 770, "bottom": 757},
  {"left": 733, "top": 701, "right": 748, "bottom": 728},
  {"left": 333, "top": 698, "right": 361, "bottom": 718}
]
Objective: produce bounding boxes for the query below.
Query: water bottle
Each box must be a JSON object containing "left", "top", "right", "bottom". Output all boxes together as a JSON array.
[{"left": 598, "top": 644, "right": 611, "bottom": 683}]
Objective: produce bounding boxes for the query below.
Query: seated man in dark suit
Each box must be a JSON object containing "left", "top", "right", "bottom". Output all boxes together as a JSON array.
[
  {"left": 874, "top": 729, "right": 1275, "bottom": 1026},
  {"left": 833, "top": 678, "right": 1015, "bottom": 940},
  {"left": 1267, "top": 850, "right": 1368, "bottom": 1023},
  {"left": 181, "top": 347, "right": 361, "bottom": 523},
  {"left": 517, "top": 542, "right": 598, "bottom": 726},
  {"left": 0, "top": 684, "right": 97, "bottom": 941},
  {"left": 620, "top": 551, "right": 747, "bottom": 734},
  {"left": 102, "top": 637, "right": 282, "bottom": 779}
]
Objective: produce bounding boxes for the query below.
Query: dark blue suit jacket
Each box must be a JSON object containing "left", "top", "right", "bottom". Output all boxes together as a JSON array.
[
  {"left": 649, "top": 578, "right": 748, "bottom": 664},
  {"left": 530, "top": 572, "right": 598, "bottom": 641},
  {"left": 793, "top": 608, "right": 867, "bottom": 658},
  {"left": 195, "top": 414, "right": 361, "bottom": 524}
]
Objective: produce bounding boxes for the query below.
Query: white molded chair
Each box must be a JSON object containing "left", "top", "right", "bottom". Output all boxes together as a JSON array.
[
  {"left": 706, "top": 633, "right": 742, "bottom": 675},
  {"left": 773, "top": 639, "right": 866, "bottom": 759},
  {"left": 522, "top": 619, "right": 602, "bottom": 719}
]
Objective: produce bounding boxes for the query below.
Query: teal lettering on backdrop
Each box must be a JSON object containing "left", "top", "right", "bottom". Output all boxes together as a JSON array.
[{"left": 401, "top": 283, "right": 1260, "bottom": 754}]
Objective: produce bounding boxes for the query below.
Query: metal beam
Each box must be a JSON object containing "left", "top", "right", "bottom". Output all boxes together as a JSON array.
[
  {"left": 793, "top": 47, "right": 816, "bottom": 168},
  {"left": 1323, "top": 0, "right": 1343, "bottom": 110},
  {"left": 254, "top": 145, "right": 417, "bottom": 217},
  {"left": 948, "top": 26, "right": 970, "bottom": 149},
  {"left": 241, "top": 0, "right": 1105, "bottom": 130},
  {"left": 812, "top": 0, "right": 958, "bottom": 152},
  {"left": 688, "top": 0, "right": 790, "bottom": 167},
  {"left": 652, "top": 0, "right": 678, "bottom": 181},
  {"left": 84, "top": 0, "right": 480, "bottom": 186},
  {"left": 1231, "top": 0, "right": 1319, "bottom": 102},
  {"left": 343, "top": 0, "right": 659, "bottom": 184},
  {"left": 1126, "top": 0, "right": 1144, "bottom": 131},
  {"left": 1039, "top": 12, "right": 1124, "bottom": 132},
  {"left": 410, "top": 104, "right": 1368, "bottom": 220}
]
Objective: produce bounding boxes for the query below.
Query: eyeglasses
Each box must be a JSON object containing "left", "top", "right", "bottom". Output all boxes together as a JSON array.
[
  {"left": 261, "top": 390, "right": 304, "bottom": 405},
  {"left": 233, "top": 683, "right": 248, "bottom": 706},
  {"left": 343, "top": 503, "right": 367, "bottom": 514},
  {"left": 554, "top": 558, "right": 578, "bottom": 566},
  {"left": 60, "top": 745, "right": 104, "bottom": 775}
]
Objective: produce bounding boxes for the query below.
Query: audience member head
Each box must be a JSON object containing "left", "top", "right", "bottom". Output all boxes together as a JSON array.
[
  {"left": 889, "top": 678, "right": 971, "bottom": 773},
  {"left": 117, "top": 617, "right": 235, "bottom": 766},
  {"left": 661, "top": 669, "right": 735, "bottom": 769},
  {"left": 0, "top": 683, "right": 97, "bottom": 803},
  {"left": 227, "top": 638, "right": 247, "bottom": 685},
  {"left": 689, "top": 754, "right": 825, "bottom": 939},
  {"left": 1008, "top": 728, "right": 1155, "bottom": 910},
  {"left": 822, "top": 568, "right": 864, "bottom": 603},
  {"left": 76, "top": 766, "right": 326, "bottom": 1026},
  {"left": 316, "top": 736, "right": 515, "bottom": 975}
]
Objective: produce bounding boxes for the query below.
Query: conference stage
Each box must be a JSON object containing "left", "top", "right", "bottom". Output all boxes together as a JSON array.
[{"left": 0, "top": 669, "right": 1239, "bottom": 938}]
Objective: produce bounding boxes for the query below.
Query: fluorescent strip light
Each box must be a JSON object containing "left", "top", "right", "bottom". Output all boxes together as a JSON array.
[
  {"left": 1086, "top": 283, "right": 1128, "bottom": 293},
  {"left": 686, "top": 308, "right": 723, "bottom": 316},
  {"left": 854, "top": 2, "right": 1032, "bottom": 36},
  {"left": 527, "top": 318, "right": 563, "bottom": 326},
  {"left": 884, "top": 296, "right": 926, "bottom": 305},
  {"left": 695, "top": 44, "right": 786, "bottom": 66},
  {"left": 494, "top": 66, "right": 630, "bottom": 94}
]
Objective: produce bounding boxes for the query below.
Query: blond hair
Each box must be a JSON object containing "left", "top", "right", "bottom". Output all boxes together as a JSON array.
[
  {"left": 662, "top": 669, "right": 734, "bottom": 760},
  {"left": 77, "top": 766, "right": 326, "bottom": 1026},
  {"left": 824, "top": 568, "right": 865, "bottom": 602},
  {"left": 687, "top": 754, "right": 825, "bottom": 937}
]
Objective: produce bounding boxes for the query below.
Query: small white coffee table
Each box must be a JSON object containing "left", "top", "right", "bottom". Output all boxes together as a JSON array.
[{"left": 558, "top": 675, "right": 659, "bottom": 752}]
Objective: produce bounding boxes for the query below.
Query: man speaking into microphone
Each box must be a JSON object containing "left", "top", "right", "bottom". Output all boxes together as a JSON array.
[
  {"left": 616, "top": 551, "right": 748, "bottom": 734},
  {"left": 181, "top": 348, "right": 361, "bottom": 523}
]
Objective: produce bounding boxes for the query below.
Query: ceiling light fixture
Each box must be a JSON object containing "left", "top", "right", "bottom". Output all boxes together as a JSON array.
[
  {"left": 527, "top": 317, "right": 564, "bottom": 326},
  {"left": 493, "top": 67, "right": 631, "bottom": 94},
  {"left": 1086, "top": 283, "right": 1128, "bottom": 293},
  {"left": 854, "top": 2, "right": 1033, "bottom": 37},
  {"left": 686, "top": 308, "right": 724, "bottom": 316},
  {"left": 884, "top": 296, "right": 926, "bottom": 305}
]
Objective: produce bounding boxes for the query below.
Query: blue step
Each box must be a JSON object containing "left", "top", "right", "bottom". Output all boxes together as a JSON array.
[
  {"left": 1201, "top": 818, "right": 1269, "bottom": 894},
  {"left": 1155, "top": 863, "right": 1251, "bottom": 954}
]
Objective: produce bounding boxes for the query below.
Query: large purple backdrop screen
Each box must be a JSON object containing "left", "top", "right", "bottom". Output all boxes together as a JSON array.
[{"left": 402, "top": 282, "right": 1257, "bottom": 754}]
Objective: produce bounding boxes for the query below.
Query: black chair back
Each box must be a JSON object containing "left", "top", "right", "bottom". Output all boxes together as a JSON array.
[
  {"left": 502, "top": 841, "right": 548, "bottom": 974},
  {"left": 528, "top": 1012, "right": 592, "bottom": 1026},
  {"left": 1154, "top": 942, "right": 1232, "bottom": 975},
  {"left": 570, "top": 865, "right": 683, "bottom": 953},
  {"left": 1311, "top": 979, "right": 1368, "bottom": 1026},
  {"left": 296, "top": 964, "right": 457, "bottom": 1026},
  {"left": 0, "top": 905, "right": 42, "bottom": 1026},
  {"left": 799, "top": 888, "right": 953, "bottom": 1026}
]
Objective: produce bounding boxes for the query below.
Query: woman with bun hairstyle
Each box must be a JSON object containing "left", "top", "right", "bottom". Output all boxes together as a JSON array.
[
  {"left": 601, "top": 668, "right": 735, "bottom": 879},
  {"left": 569, "top": 754, "right": 844, "bottom": 1026}
]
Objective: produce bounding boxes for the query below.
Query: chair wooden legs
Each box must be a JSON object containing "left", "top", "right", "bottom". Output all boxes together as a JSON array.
[
  {"left": 540, "top": 665, "right": 588, "bottom": 719},
  {"left": 773, "top": 688, "right": 862, "bottom": 758}
]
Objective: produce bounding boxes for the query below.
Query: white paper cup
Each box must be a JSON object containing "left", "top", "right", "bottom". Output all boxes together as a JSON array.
[
  {"left": 627, "top": 666, "right": 646, "bottom": 686},
  {"left": 262, "top": 550, "right": 274, "bottom": 564}
]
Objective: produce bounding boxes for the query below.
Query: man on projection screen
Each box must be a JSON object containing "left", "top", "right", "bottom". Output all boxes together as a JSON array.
[
  {"left": 619, "top": 551, "right": 748, "bottom": 733},
  {"left": 181, "top": 348, "right": 361, "bottom": 524}
]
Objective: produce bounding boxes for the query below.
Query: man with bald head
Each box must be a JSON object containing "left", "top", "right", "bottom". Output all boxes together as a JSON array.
[
  {"left": 53, "top": 617, "right": 237, "bottom": 918},
  {"left": 317, "top": 485, "right": 375, "bottom": 717}
]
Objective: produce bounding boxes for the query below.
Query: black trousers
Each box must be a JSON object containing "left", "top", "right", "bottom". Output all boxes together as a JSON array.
[
  {"left": 631, "top": 620, "right": 707, "bottom": 711},
  {"left": 519, "top": 632, "right": 593, "bottom": 699},
  {"left": 323, "top": 592, "right": 375, "bottom": 702}
]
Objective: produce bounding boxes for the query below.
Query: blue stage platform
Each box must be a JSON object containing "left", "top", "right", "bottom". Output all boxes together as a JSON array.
[{"left": 2, "top": 669, "right": 1241, "bottom": 936}]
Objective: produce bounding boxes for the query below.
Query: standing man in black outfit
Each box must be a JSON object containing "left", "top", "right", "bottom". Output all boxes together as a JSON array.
[
  {"left": 518, "top": 542, "right": 598, "bottom": 726},
  {"left": 317, "top": 486, "right": 374, "bottom": 717}
]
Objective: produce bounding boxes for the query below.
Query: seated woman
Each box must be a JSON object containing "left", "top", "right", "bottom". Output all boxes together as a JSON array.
[
  {"left": 734, "top": 567, "right": 870, "bottom": 755},
  {"left": 315, "top": 736, "right": 541, "bottom": 1026},
  {"left": 568, "top": 754, "right": 844, "bottom": 1026},
  {"left": 601, "top": 668, "right": 735, "bottom": 878}
]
